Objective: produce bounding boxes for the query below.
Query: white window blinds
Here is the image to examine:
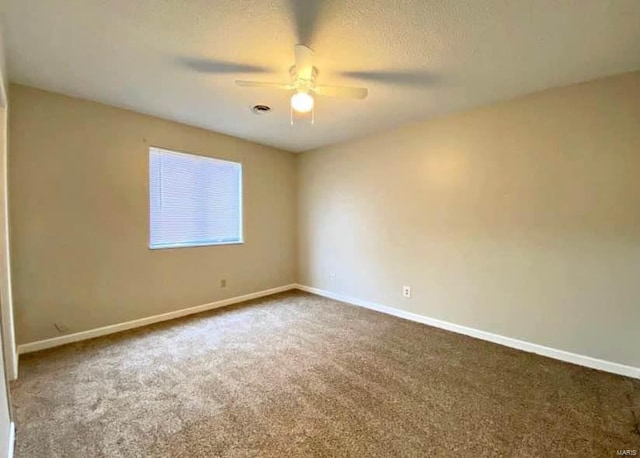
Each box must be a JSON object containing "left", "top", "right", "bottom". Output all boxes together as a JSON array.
[{"left": 149, "top": 147, "right": 243, "bottom": 249}]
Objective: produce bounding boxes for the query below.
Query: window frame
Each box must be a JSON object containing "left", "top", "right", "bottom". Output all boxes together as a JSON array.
[{"left": 148, "top": 146, "right": 244, "bottom": 250}]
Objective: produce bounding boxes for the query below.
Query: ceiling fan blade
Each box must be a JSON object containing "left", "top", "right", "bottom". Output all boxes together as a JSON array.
[
  {"left": 314, "top": 85, "right": 368, "bottom": 100},
  {"left": 179, "top": 57, "right": 271, "bottom": 74},
  {"left": 294, "top": 45, "right": 314, "bottom": 79},
  {"left": 288, "top": 0, "right": 323, "bottom": 46},
  {"left": 339, "top": 70, "right": 439, "bottom": 87},
  {"left": 235, "top": 81, "right": 292, "bottom": 89}
]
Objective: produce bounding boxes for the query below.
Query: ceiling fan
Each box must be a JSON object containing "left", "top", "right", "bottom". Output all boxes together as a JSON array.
[
  {"left": 235, "top": 44, "right": 368, "bottom": 121},
  {"left": 179, "top": 2, "right": 436, "bottom": 124}
]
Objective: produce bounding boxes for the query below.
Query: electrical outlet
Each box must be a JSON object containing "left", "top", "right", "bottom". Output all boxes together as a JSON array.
[
  {"left": 330, "top": 273, "right": 336, "bottom": 281},
  {"left": 54, "top": 323, "right": 68, "bottom": 334},
  {"left": 403, "top": 286, "right": 411, "bottom": 298},
  {"left": 220, "top": 279, "right": 227, "bottom": 288}
]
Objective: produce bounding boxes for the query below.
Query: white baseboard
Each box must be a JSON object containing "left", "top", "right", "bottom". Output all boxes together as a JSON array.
[
  {"left": 295, "top": 284, "right": 640, "bottom": 380},
  {"left": 7, "top": 421, "right": 14, "bottom": 458},
  {"left": 16, "top": 282, "right": 639, "bottom": 380},
  {"left": 17, "top": 284, "right": 297, "bottom": 355}
]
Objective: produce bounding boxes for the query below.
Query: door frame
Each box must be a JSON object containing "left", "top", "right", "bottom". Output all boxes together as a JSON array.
[{"left": 0, "top": 70, "right": 17, "bottom": 381}]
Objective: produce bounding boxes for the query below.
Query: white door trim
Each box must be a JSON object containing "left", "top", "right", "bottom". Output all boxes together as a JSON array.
[
  {"left": 0, "top": 67, "right": 17, "bottom": 381},
  {"left": 6, "top": 422, "right": 13, "bottom": 458}
]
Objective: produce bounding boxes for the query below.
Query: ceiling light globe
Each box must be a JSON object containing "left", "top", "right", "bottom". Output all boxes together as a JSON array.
[{"left": 291, "top": 91, "right": 314, "bottom": 113}]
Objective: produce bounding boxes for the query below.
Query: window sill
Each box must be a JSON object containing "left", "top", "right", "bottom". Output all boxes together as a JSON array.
[{"left": 149, "top": 240, "right": 245, "bottom": 250}]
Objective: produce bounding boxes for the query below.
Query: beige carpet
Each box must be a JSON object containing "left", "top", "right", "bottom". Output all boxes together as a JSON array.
[{"left": 11, "top": 291, "right": 640, "bottom": 457}]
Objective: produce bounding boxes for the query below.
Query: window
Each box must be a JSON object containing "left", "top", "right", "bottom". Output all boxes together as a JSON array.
[{"left": 149, "top": 147, "right": 243, "bottom": 249}]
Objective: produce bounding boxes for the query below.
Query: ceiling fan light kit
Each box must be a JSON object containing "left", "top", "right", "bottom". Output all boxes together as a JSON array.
[
  {"left": 291, "top": 91, "right": 314, "bottom": 113},
  {"left": 235, "top": 44, "right": 368, "bottom": 125}
]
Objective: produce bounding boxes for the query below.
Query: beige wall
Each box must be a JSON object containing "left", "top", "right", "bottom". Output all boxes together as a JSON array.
[
  {"left": 297, "top": 72, "right": 640, "bottom": 368},
  {"left": 9, "top": 84, "right": 297, "bottom": 344}
]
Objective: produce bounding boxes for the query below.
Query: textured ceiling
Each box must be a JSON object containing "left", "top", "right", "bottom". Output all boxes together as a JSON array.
[{"left": 5, "top": 0, "right": 640, "bottom": 152}]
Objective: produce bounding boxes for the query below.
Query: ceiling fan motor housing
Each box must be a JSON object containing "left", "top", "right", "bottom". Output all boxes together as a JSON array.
[{"left": 290, "top": 65, "right": 318, "bottom": 92}]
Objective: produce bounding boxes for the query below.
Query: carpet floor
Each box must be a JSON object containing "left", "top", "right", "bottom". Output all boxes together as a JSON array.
[{"left": 11, "top": 291, "right": 640, "bottom": 457}]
